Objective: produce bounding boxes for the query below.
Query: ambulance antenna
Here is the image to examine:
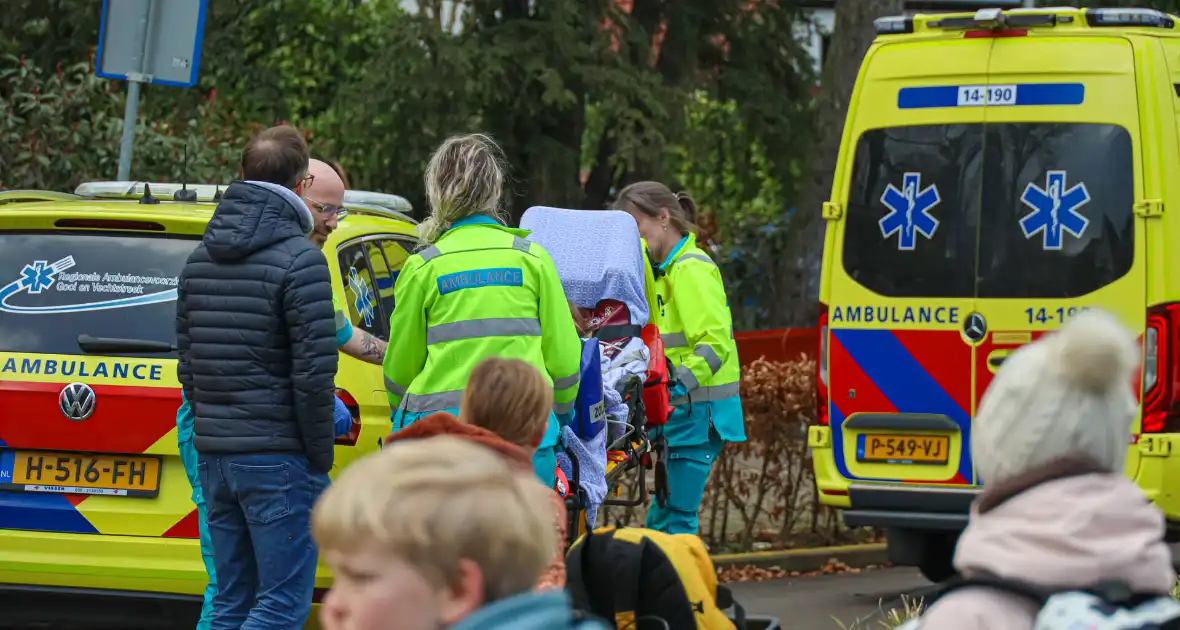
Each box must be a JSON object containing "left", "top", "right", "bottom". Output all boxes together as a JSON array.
[
  {"left": 139, "top": 183, "right": 160, "bottom": 205},
  {"left": 174, "top": 142, "right": 198, "bottom": 202}
]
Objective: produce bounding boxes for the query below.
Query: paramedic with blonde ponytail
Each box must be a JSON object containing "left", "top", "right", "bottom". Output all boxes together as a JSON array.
[
  {"left": 381, "top": 133, "right": 582, "bottom": 485},
  {"left": 614, "top": 181, "right": 746, "bottom": 535}
]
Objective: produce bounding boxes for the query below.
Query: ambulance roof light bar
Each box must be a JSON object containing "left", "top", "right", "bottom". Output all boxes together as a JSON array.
[
  {"left": 1085, "top": 8, "right": 1175, "bottom": 28},
  {"left": 973, "top": 8, "right": 1006, "bottom": 29},
  {"left": 75, "top": 181, "right": 417, "bottom": 224},
  {"left": 75, "top": 181, "right": 221, "bottom": 201},
  {"left": 928, "top": 9, "right": 1058, "bottom": 31},
  {"left": 343, "top": 190, "right": 414, "bottom": 215}
]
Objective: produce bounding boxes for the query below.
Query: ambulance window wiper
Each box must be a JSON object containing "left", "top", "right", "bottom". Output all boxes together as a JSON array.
[{"left": 77, "top": 334, "right": 176, "bottom": 354}]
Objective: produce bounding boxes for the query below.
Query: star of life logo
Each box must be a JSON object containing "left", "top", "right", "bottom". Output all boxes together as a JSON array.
[
  {"left": 879, "top": 173, "right": 941, "bottom": 251},
  {"left": 1019, "top": 170, "right": 1090, "bottom": 250},
  {"left": 20, "top": 257, "right": 75, "bottom": 294},
  {"left": 348, "top": 267, "right": 376, "bottom": 327}
]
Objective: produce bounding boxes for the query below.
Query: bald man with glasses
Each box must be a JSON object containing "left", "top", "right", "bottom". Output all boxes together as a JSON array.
[{"left": 302, "top": 158, "right": 388, "bottom": 364}]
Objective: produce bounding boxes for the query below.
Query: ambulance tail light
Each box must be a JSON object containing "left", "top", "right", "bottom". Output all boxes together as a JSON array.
[
  {"left": 335, "top": 389, "right": 362, "bottom": 445},
  {"left": 1142, "top": 303, "right": 1180, "bottom": 433},
  {"left": 817, "top": 303, "right": 830, "bottom": 426}
]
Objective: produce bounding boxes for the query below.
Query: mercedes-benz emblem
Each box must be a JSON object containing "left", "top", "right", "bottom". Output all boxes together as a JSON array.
[
  {"left": 963, "top": 312, "right": 988, "bottom": 343},
  {"left": 59, "top": 382, "right": 96, "bottom": 421}
]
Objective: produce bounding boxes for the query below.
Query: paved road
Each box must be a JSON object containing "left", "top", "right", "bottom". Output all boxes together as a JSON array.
[
  {"left": 728, "top": 567, "right": 934, "bottom": 629},
  {"left": 1, "top": 568, "right": 929, "bottom": 630}
]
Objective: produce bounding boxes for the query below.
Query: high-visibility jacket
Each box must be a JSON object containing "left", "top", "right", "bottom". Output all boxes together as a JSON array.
[
  {"left": 653, "top": 233, "right": 745, "bottom": 447},
  {"left": 641, "top": 239, "right": 661, "bottom": 329},
  {"left": 382, "top": 214, "right": 583, "bottom": 448}
]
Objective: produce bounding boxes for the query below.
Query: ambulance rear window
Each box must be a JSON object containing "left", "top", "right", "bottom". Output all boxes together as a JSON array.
[
  {"left": 976, "top": 123, "right": 1134, "bottom": 299},
  {"left": 842, "top": 122, "right": 1134, "bottom": 299},
  {"left": 842, "top": 124, "right": 981, "bottom": 298},
  {"left": 0, "top": 232, "right": 198, "bottom": 358}
]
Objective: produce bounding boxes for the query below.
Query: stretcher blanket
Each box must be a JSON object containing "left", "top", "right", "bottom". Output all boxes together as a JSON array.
[
  {"left": 557, "top": 424, "right": 608, "bottom": 527},
  {"left": 520, "top": 207, "right": 649, "bottom": 327},
  {"left": 600, "top": 337, "right": 649, "bottom": 441}
]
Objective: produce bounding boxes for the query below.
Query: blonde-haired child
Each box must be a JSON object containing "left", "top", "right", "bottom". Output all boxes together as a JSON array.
[
  {"left": 313, "top": 436, "right": 605, "bottom": 630},
  {"left": 384, "top": 357, "right": 570, "bottom": 590}
]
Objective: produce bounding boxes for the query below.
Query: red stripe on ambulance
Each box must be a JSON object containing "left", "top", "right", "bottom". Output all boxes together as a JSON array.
[
  {"left": 828, "top": 332, "right": 898, "bottom": 417},
  {"left": 0, "top": 381, "right": 178, "bottom": 453}
]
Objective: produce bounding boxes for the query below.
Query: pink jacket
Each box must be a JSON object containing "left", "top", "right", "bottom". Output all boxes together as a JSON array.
[{"left": 921, "top": 467, "right": 1175, "bottom": 629}]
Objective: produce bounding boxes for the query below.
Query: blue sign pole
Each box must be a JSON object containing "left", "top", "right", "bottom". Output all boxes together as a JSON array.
[{"left": 116, "top": 1, "right": 153, "bottom": 182}]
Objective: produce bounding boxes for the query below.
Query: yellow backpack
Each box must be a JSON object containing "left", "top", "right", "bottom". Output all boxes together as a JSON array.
[{"left": 565, "top": 526, "right": 740, "bottom": 630}]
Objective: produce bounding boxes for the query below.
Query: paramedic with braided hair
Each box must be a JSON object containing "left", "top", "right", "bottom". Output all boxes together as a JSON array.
[
  {"left": 614, "top": 181, "right": 746, "bottom": 535},
  {"left": 381, "top": 133, "right": 583, "bottom": 485}
]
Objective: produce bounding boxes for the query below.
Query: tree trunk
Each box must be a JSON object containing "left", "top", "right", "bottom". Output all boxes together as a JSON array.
[{"left": 780, "top": 0, "right": 905, "bottom": 325}]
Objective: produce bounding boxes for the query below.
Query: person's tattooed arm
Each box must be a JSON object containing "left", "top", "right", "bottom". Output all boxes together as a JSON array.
[{"left": 341, "top": 328, "right": 388, "bottom": 365}]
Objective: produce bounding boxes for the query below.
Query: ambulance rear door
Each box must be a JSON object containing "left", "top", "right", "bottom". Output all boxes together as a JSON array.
[
  {"left": 826, "top": 38, "right": 989, "bottom": 488},
  {"left": 971, "top": 33, "right": 1145, "bottom": 476}
]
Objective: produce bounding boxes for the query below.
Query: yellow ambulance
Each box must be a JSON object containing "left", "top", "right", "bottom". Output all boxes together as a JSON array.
[{"left": 809, "top": 6, "right": 1180, "bottom": 581}]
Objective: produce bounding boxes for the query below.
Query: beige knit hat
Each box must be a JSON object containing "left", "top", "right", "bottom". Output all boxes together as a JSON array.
[{"left": 971, "top": 309, "right": 1140, "bottom": 486}]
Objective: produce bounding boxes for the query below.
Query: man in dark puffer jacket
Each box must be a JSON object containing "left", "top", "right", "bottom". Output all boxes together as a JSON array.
[{"left": 176, "top": 125, "right": 337, "bottom": 630}]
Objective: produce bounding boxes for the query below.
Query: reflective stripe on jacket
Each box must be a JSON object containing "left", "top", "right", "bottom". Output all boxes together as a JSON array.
[
  {"left": 654, "top": 233, "right": 745, "bottom": 445},
  {"left": 382, "top": 215, "right": 582, "bottom": 424}
]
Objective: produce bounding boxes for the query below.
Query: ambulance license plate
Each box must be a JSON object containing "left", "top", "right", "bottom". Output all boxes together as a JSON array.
[
  {"left": 0, "top": 450, "right": 161, "bottom": 497},
  {"left": 857, "top": 435, "right": 949, "bottom": 465}
]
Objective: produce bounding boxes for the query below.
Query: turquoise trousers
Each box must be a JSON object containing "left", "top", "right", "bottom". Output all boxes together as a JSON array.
[
  {"left": 179, "top": 434, "right": 216, "bottom": 629},
  {"left": 644, "top": 432, "right": 724, "bottom": 535}
]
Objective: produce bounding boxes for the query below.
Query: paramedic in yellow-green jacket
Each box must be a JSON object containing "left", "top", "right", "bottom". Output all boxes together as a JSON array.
[
  {"left": 382, "top": 133, "right": 583, "bottom": 485},
  {"left": 614, "top": 181, "right": 746, "bottom": 535}
]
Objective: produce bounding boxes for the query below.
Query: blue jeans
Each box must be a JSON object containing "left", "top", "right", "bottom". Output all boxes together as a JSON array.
[
  {"left": 179, "top": 436, "right": 217, "bottom": 630},
  {"left": 197, "top": 453, "right": 329, "bottom": 630}
]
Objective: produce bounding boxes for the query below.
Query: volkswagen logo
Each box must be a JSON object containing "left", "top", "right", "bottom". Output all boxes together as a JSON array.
[
  {"left": 963, "top": 312, "right": 988, "bottom": 343},
  {"left": 59, "top": 382, "right": 96, "bottom": 422}
]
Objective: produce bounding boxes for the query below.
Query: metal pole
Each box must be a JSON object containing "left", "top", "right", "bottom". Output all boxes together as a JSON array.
[
  {"left": 116, "top": 0, "right": 153, "bottom": 181},
  {"left": 116, "top": 81, "right": 142, "bottom": 181}
]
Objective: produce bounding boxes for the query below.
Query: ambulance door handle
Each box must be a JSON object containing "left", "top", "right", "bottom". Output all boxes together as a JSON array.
[{"left": 987, "top": 350, "right": 1011, "bottom": 372}]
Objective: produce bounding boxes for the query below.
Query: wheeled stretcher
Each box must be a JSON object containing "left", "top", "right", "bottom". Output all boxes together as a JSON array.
[{"left": 521, "top": 207, "right": 672, "bottom": 545}]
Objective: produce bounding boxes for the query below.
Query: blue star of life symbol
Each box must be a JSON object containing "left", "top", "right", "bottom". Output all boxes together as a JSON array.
[
  {"left": 879, "top": 172, "right": 941, "bottom": 251},
  {"left": 18, "top": 260, "right": 57, "bottom": 294},
  {"left": 348, "top": 267, "right": 376, "bottom": 327},
  {"left": 1019, "top": 170, "right": 1090, "bottom": 250}
]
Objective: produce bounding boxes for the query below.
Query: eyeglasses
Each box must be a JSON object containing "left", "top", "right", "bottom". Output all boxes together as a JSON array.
[{"left": 304, "top": 197, "right": 347, "bottom": 219}]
